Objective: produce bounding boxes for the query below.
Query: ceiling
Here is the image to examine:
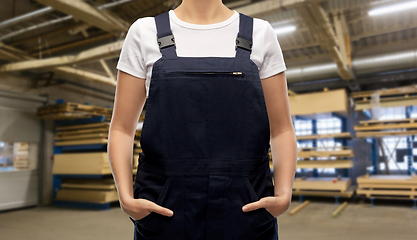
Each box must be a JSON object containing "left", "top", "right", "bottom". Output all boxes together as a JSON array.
[{"left": 0, "top": 0, "right": 416, "bottom": 93}]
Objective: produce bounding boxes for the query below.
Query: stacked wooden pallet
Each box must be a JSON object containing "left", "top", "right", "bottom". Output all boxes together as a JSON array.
[
  {"left": 352, "top": 84, "right": 417, "bottom": 110},
  {"left": 296, "top": 132, "right": 351, "bottom": 140},
  {"left": 292, "top": 145, "right": 355, "bottom": 196},
  {"left": 292, "top": 177, "right": 355, "bottom": 197},
  {"left": 53, "top": 123, "right": 141, "bottom": 205},
  {"left": 289, "top": 88, "right": 349, "bottom": 117},
  {"left": 354, "top": 118, "right": 417, "bottom": 137},
  {"left": 13, "top": 142, "right": 29, "bottom": 170},
  {"left": 357, "top": 174, "right": 417, "bottom": 199},
  {"left": 297, "top": 146, "right": 354, "bottom": 169},
  {"left": 53, "top": 152, "right": 111, "bottom": 175},
  {"left": 56, "top": 178, "right": 118, "bottom": 203},
  {"left": 54, "top": 122, "right": 110, "bottom": 146},
  {"left": 36, "top": 102, "right": 113, "bottom": 121}
]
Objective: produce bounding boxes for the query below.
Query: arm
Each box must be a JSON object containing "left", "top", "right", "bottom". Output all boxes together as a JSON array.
[
  {"left": 108, "top": 70, "right": 173, "bottom": 220},
  {"left": 242, "top": 71, "right": 297, "bottom": 217}
]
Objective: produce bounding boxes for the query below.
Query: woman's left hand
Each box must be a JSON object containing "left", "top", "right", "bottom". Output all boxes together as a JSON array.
[{"left": 242, "top": 193, "right": 292, "bottom": 218}]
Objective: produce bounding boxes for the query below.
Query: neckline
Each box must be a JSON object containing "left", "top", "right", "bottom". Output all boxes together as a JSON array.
[{"left": 169, "top": 10, "right": 239, "bottom": 30}]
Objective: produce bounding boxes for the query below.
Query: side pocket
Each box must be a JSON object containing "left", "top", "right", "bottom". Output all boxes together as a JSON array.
[
  {"left": 244, "top": 178, "right": 276, "bottom": 221},
  {"left": 136, "top": 176, "right": 173, "bottom": 225}
]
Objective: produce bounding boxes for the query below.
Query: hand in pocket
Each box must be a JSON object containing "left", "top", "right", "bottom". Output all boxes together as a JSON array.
[
  {"left": 242, "top": 194, "right": 291, "bottom": 218},
  {"left": 121, "top": 197, "right": 174, "bottom": 221}
]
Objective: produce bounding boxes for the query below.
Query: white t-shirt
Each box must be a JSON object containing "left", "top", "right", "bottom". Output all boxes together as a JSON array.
[{"left": 116, "top": 10, "right": 286, "bottom": 97}]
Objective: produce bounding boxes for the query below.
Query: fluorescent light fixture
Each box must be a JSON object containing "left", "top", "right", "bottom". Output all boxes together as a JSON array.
[
  {"left": 368, "top": 0, "right": 417, "bottom": 16},
  {"left": 274, "top": 25, "right": 296, "bottom": 35}
]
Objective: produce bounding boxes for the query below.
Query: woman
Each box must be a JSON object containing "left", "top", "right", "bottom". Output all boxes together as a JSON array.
[{"left": 108, "top": 0, "right": 297, "bottom": 239}]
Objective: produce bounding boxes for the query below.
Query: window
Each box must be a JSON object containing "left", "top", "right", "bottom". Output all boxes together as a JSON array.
[
  {"left": 376, "top": 106, "right": 416, "bottom": 172},
  {"left": 0, "top": 142, "right": 34, "bottom": 172}
]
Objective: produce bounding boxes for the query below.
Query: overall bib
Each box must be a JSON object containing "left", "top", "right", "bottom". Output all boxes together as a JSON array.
[{"left": 131, "top": 11, "right": 278, "bottom": 240}]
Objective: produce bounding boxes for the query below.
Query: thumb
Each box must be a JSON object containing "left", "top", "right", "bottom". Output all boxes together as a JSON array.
[
  {"left": 149, "top": 202, "right": 174, "bottom": 217},
  {"left": 242, "top": 200, "right": 264, "bottom": 212}
]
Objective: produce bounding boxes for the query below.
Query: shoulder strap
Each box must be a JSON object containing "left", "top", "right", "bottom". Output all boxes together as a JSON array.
[
  {"left": 154, "top": 12, "right": 177, "bottom": 58},
  {"left": 236, "top": 13, "right": 253, "bottom": 59}
]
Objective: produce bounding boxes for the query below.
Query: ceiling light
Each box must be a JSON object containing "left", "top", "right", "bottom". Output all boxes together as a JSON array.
[
  {"left": 274, "top": 26, "right": 296, "bottom": 35},
  {"left": 368, "top": 0, "right": 417, "bottom": 16}
]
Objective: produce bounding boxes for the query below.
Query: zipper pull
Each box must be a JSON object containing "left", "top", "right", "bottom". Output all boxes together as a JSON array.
[{"left": 231, "top": 72, "right": 244, "bottom": 75}]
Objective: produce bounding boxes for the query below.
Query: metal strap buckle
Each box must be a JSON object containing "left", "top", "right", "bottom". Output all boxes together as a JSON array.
[
  {"left": 235, "top": 37, "right": 252, "bottom": 52},
  {"left": 158, "top": 35, "right": 176, "bottom": 49}
]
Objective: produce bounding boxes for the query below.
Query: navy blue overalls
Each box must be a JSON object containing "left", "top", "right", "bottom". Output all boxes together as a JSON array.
[{"left": 130, "top": 11, "right": 278, "bottom": 240}]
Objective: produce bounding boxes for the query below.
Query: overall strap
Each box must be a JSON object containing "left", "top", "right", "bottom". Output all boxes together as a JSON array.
[
  {"left": 236, "top": 13, "right": 253, "bottom": 59},
  {"left": 155, "top": 12, "right": 177, "bottom": 58}
]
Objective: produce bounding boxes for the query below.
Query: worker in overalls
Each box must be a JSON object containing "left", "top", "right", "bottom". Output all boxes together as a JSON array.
[{"left": 108, "top": 0, "right": 298, "bottom": 239}]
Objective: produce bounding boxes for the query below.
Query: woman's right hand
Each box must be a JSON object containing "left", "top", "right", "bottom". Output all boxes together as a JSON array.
[{"left": 120, "top": 197, "right": 174, "bottom": 221}]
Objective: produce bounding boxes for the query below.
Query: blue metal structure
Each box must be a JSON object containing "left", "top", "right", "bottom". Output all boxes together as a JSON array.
[{"left": 294, "top": 112, "right": 351, "bottom": 204}]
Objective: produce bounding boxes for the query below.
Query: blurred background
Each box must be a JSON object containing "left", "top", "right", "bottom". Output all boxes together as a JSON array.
[{"left": 0, "top": 0, "right": 416, "bottom": 239}]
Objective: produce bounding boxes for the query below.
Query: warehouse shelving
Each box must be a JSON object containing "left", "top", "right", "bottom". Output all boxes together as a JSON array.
[
  {"left": 47, "top": 100, "right": 141, "bottom": 210},
  {"left": 286, "top": 88, "right": 356, "bottom": 206},
  {"left": 52, "top": 115, "right": 117, "bottom": 210},
  {"left": 352, "top": 86, "right": 417, "bottom": 208}
]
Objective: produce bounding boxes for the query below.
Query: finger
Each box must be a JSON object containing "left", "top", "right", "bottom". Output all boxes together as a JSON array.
[
  {"left": 148, "top": 202, "right": 174, "bottom": 217},
  {"left": 242, "top": 199, "right": 264, "bottom": 212}
]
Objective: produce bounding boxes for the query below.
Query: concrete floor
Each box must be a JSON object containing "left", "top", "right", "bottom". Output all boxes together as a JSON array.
[{"left": 1, "top": 200, "right": 416, "bottom": 240}]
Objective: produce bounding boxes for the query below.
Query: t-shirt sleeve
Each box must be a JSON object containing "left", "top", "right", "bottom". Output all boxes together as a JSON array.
[
  {"left": 116, "top": 19, "right": 146, "bottom": 79},
  {"left": 258, "top": 21, "right": 287, "bottom": 79}
]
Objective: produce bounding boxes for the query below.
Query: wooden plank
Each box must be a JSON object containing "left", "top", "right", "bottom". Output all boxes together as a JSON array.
[
  {"left": 61, "top": 179, "right": 115, "bottom": 190},
  {"left": 296, "top": 132, "right": 351, "bottom": 140},
  {"left": 289, "top": 200, "right": 310, "bottom": 216},
  {"left": 358, "top": 118, "right": 417, "bottom": 125},
  {"left": 296, "top": 160, "right": 353, "bottom": 169},
  {"left": 54, "top": 133, "right": 108, "bottom": 141},
  {"left": 355, "top": 130, "right": 417, "bottom": 138},
  {"left": 289, "top": 89, "right": 349, "bottom": 116},
  {"left": 357, "top": 189, "right": 417, "bottom": 197},
  {"left": 54, "top": 138, "right": 108, "bottom": 146},
  {"left": 55, "top": 188, "right": 118, "bottom": 203},
  {"left": 354, "top": 122, "right": 417, "bottom": 131},
  {"left": 358, "top": 184, "right": 417, "bottom": 190},
  {"left": 298, "top": 149, "right": 354, "bottom": 159},
  {"left": 293, "top": 177, "right": 351, "bottom": 192},
  {"left": 332, "top": 202, "right": 348, "bottom": 218},
  {"left": 53, "top": 152, "right": 111, "bottom": 174},
  {"left": 55, "top": 128, "right": 109, "bottom": 136},
  {"left": 354, "top": 95, "right": 417, "bottom": 110},
  {"left": 357, "top": 175, "right": 417, "bottom": 185},
  {"left": 55, "top": 122, "right": 110, "bottom": 131},
  {"left": 292, "top": 185, "right": 355, "bottom": 197}
]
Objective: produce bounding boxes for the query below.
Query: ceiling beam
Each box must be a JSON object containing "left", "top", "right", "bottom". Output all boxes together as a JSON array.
[
  {"left": 295, "top": 1, "right": 355, "bottom": 80},
  {"left": 0, "top": 40, "right": 124, "bottom": 72},
  {"left": 29, "top": 33, "right": 114, "bottom": 56},
  {"left": 55, "top": 66, "right": 116, "bottom": 86},
  {"left": 334, "top": 12, "right": 351, "bottom": 68},
  {"left": 281, "top": 41, "right": 321, "bottom": 51},
  {"left": 0, "top": 42, "right": 115, "bottom": 86},
  {"left": 233, "top": 0, "right": 354, "bottom": 79},
  {"left": 36, "top": 0, "right": 129, "bottom": 34},
  {"left": 234, "top": 0, "right": 304, "bottom": 17},
  {"left": 100, "top": 59, "right": 116, "bottom": 80},
  {"left": 351, "top": 22, "right": 417, "bottom": 41}
]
